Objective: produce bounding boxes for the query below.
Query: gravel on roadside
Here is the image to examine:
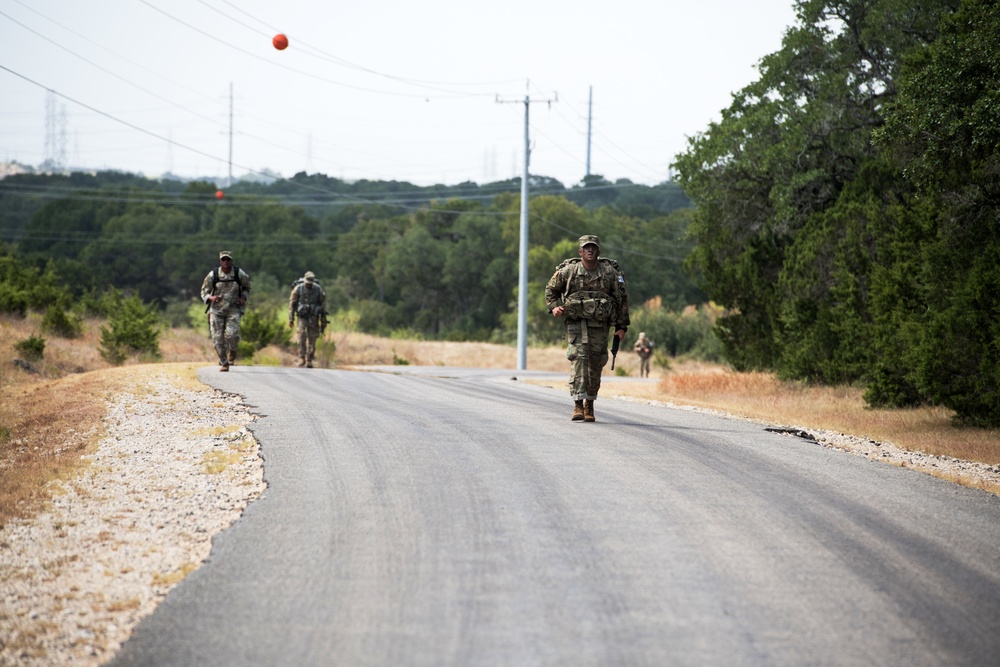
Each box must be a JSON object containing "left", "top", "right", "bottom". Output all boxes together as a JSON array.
[
  {"left": 0, "top": 375, "right": 263, "bottom": 667},
  {"left": 614, "top": 394, "right": 1000, "bottom": 495}
]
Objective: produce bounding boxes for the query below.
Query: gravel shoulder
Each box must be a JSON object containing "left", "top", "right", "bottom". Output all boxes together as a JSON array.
[
  {"left": 612, "top": 393, "right": 1000, "bottom": 494},
  {"left": 0, "top": 368, "right": 263, "bottom": 667}
]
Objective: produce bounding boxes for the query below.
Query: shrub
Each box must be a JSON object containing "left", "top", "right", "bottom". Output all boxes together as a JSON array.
[
  {"left": 13, "top": 335, "right": 45, "bottom": 361},
  {"left": 99, "top": 292, "right": 162, "bottom": 364},
  {"left": 41, "top": 303, "right": 83, "bottom": 339},
  {"left": 239, "top": 307, "right": 291, "bottom": 351},
  {"left": 314, "top": 336, "right": 337, "bottom": 367}
]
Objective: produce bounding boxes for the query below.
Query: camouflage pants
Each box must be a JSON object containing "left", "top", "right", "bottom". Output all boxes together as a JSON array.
[
  {"left": 638, "top": 355, "right": 651, "bottom": 377},
  {"left": 209, "top": 311, "right": 242, "bottom": 365},
  {"left": 565, "top": 321, "right": 610, "bottom": 400},
  {"left": 296, "top": 317, "right": 320, "bottom": 361}
]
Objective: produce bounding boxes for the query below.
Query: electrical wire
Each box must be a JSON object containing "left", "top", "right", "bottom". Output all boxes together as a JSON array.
[{"left": 138, "top": 0, "right": 486, "bottom": 100}]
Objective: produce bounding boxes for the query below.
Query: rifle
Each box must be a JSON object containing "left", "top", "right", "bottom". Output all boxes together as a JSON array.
[{"left": 610, "top": 332, "right": 621, "bottom": 370}]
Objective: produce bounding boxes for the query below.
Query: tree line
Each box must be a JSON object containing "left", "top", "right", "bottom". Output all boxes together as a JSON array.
[
  {"left": 0, "top": 171, "right": 704, "bottom": 353},
  {"left": 674, "top": 0, "right": 999, "bottom": 426}
]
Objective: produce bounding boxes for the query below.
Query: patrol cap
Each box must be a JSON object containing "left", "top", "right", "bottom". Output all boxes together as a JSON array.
[
  {"left": 578, "top": 234, "right": 600, "bottom": 249},
  {"left": 219, "top": 250, "right": 233, "bottom": 260},
  {"left": 304, "top": 271, "right": 315, "bottom": 282}
]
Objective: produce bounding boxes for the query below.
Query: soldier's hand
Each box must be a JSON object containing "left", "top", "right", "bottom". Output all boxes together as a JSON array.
[
  {"left": 288, "top": 320, "right": 294, "bottom": 328},
  {"left": 552, "top": 306, "right": 565, "bottom": 318}
]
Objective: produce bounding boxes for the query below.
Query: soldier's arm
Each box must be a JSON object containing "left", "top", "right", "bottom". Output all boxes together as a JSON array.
[
  {"left": 239, "top": 270, "right": 252, "bottom": 303},
  {"left": 200, "top": 273, "right": 215, "bottom": 304},
  {"left": 544, "top": 269, "right": 566, "bottom": 312},
  {"left": 614, "top": 273, "right": 630, "bottom": 335}
]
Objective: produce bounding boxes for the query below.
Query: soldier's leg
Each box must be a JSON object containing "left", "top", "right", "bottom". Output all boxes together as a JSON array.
[
  {"left": 305, "top": 320, "right": 319, "bottom": 366},
  {"left": 295, "top": 321, "right": 308, "bottom": 364},
  {"left": 565, "top": 323, "right": 587, "bottom": 401},
  {"left": 224, "top": 313, "right": 242, "bottom": 364},
  {"left": 585, "top": 326, "right": 611, "bottom": 399},
  {"left": 210, "top": 313, "right": 228, "bottom": 367}
]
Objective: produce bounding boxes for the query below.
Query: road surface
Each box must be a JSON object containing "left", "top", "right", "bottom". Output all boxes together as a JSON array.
[{"left": 110, "top": 365, "right": 1000, "bottom": 666}]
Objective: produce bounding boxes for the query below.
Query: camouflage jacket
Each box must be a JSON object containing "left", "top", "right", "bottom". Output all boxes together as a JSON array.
[
  {"left": 200, "top": 266, "right": 252, "bottom": 316},
  {"left": 544, "top": 257, "right": 630, "bottom": 332},
  {"left": 289, "top": 282, "right": 327, "bottom": 322}
]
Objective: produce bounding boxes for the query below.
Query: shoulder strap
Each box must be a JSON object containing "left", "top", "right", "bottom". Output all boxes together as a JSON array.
[{"left": 211, "top": 266, "right": 245, "bottom": 294}]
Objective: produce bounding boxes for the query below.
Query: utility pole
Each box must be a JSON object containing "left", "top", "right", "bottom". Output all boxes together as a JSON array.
[
  {"left": 586, "top": 86, "right": 593, "bottom": 177},
  {"left": 497, "top": 83, "right": 557, "bottom": 370},
  {"left": 228, "top": 82, "right": 234, "bottom": 187}
]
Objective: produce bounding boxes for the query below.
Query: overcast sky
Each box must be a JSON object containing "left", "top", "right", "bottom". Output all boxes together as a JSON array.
[{"left": 1, "top": 0, "right": 799, "bottom": 187}]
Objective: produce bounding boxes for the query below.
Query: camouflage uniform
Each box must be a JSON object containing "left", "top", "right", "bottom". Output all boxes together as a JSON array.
[
  {"left": 545, "top": 236, "right": 630, "bottom": 414},
  {"left": 634, "top": 332, "right": 654, "bottom": 378},
  {"left": 200, "top": 251, "right": 252, "bottom": 370},
  {"left": 289, "top": 272, "right": 327, "bottom": 368}
]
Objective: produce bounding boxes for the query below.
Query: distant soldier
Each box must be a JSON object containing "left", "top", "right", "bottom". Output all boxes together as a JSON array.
[
  {"left": 545, "top": 235, "right": 630, "bottom": 422},
  {"left": 634, "top": 332, "right": 654, "bottom": 378},
  {"left": 288, "top": 271, "right": 327, "bottom": 368},
  {"left": 200, "top": 250, "right": 251, "bottom": 372}
]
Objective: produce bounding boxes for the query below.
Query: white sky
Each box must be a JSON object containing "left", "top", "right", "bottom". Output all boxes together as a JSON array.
[{"left": 0, "top": 0, "right": 799, "bottom": 187}]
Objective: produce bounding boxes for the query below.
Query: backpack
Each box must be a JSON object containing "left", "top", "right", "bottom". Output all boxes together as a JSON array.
[
  {"left": 554, "top": 256, "right": 623, "bottom": 274},
  {"left": 554, "top": 257, "right": 626, "bottom": 322},
  {"left": 290, "top": 277, "right": 322, "bottom": 289},
  {"left": 292, "top": 280, "right": 326, "bottom": 318},
  {"left": 210, "top": 266, "right": 247, "bottom": 300}
]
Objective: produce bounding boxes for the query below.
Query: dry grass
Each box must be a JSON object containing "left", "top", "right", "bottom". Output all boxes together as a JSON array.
[
  {"left": 0, "top": 314, "right": 217, "bottom": 525},
  {"left": 591, "top": 365, "right": 999, "bottom": 466},
  {"left": 2, "top": 314, "right": 997, "bottom": 528},
  {"left": 328, "top": 331, "right": 571, "bottom": 371}
]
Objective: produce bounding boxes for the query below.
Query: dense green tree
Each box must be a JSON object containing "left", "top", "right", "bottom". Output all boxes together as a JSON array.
[
  {"left": 873, "top": 0, "right": 1000, "bottom": 425},
  {"left": 674, "top": 0, "right": 957, "bottom": 373}
]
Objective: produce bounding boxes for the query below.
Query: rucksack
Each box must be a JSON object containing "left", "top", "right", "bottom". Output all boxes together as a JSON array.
[
  {"left": 210, "top": 266, "right": 247, "bottom": 300},
  {"left": 556, "top": 257, "right": 625, "bottom": 321},
  {"left": 554, "top": 256, "right": 623, "bottom": 274},
  {"left": 290, "top": 277, "right": 322, "bottom": 289}
]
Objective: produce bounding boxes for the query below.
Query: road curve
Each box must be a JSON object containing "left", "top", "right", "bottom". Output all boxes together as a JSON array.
[{"left": 109, "top": 365, "right": 1000, "bottom": 666}]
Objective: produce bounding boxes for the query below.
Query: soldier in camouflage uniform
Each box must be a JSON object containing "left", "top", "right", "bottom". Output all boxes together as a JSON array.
[
  {"left": 288, "top": 271, "right": 327, "bottom": 368},
  {"left": 200, "top": 250, "right": 252, "bottom": 372},
  {"left": 545, "top": 235, "right": 630, "bottom": 422}
]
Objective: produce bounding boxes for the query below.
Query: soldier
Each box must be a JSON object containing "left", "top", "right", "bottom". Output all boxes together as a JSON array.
[
  {"left": 200, "top": 250, "right": 251, "bottom": 372},
  {"left": 288, "top": 271, "right": 327, "bottom": 368},
  {"left": 545, "top": 235, "right": 630, "bottom": 422},
  {"left": 634, "top": 331, "right": 654, "bottom": 378}
]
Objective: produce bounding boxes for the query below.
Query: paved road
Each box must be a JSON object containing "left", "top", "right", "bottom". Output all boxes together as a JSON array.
[{"left": 110, "top": 365, "right": 1000, "bottom": 666}]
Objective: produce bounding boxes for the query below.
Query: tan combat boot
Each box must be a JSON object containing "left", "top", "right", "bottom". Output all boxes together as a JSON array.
[
  {"left": 583, "top": 400, "right": 595, "bottom": 422},
  {"left": 572, "top": 400, "right": 585, "bottom": 421},
  {"left": 228, "top": 349, "right": 237, "bottom": 365}
]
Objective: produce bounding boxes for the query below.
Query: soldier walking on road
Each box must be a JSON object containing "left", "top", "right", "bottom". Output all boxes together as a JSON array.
[
  {"left": 545, "top": 235, "right": 630, "bottom": 422},
  {"left": 201, "top": 250, "right": 252, "bottom": 372},
  {"left": 289, "top": 271, "right": 327, "bottom": 368},
  {"left": 634, "top": 332, "right": 654, "bottom": 378}
]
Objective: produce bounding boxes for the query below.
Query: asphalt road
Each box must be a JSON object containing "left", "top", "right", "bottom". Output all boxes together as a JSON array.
[{"left": 110, "top": 365, "right": 1000, "bottom": 666}]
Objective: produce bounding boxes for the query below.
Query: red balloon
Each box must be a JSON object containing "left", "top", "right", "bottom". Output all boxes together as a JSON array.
[
  {"left": 215, "top": 190, "right": 224, "bottom": 200},
  {"left": 273, "top": 33, "right": 288, "bottom": 50}
]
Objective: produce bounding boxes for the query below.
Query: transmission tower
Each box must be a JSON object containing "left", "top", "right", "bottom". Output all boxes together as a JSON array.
[{"left": 43, "top": 91, "right": 69, "bottom": 171}]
